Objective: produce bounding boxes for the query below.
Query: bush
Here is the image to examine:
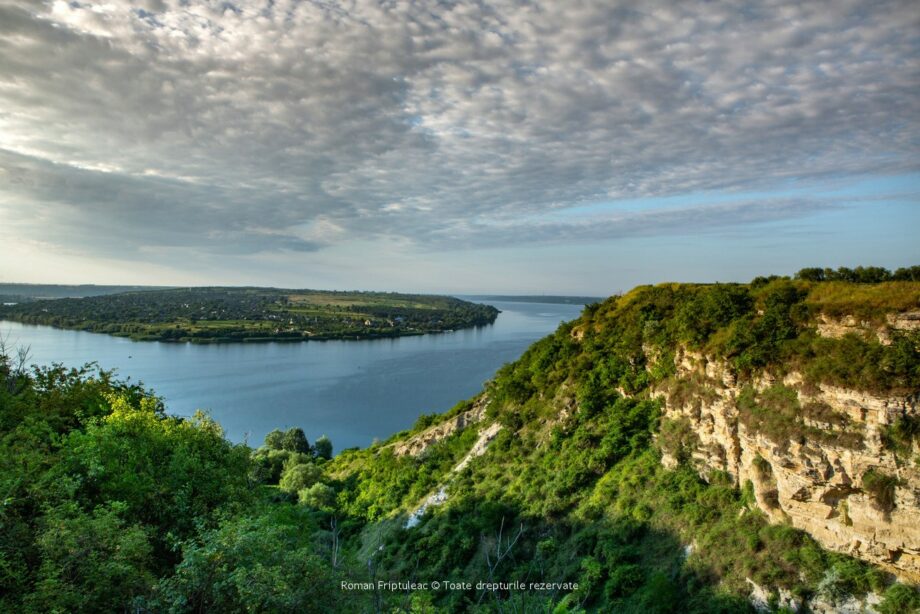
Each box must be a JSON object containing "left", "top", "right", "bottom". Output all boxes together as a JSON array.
[
  {"left": 279, "top": 461, "right": 323, "bottom": 494},
  {"left": 251, "top": 448, "right": 311, "bottom": 484},
  {"left": 878, "top": 583, "right": 920, "bottom": 614},
  {"left": 882, "top": 415, "right": 920, "bottom": 456},
  {"left": 264, "top": 428, "right": 285, "bottom": 450},
  {"left": 862, "top": 469, "right": 900, "bottom": 513},
  {"left": 153, "top": 512, "right": 349, "bottom": 613},
  {"left": 27, "top": 502, "right": 154, "bottom": 613},
  {"left": 298, "top": 483, "right": 336, "bottom": 511}
]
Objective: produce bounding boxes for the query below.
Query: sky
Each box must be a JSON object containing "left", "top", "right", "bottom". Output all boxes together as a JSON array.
[{"left": 0, "top": 0, "right": 918, "bottom": 295}]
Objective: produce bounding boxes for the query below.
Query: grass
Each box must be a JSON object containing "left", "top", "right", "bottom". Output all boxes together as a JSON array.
[
  {"left": 737, "top": 385, "right": 866, "bottom": 451},
  {"left": 881, "top": 415, "right": 920, "bottom": 458},
  {"left": 805, "top": 282, "right": 920, "bottom": 322}
]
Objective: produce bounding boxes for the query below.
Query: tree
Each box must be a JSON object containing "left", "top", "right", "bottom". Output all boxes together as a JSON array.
[
  {"left": 279, "top": 461, "right": 322, "bottom": 494},
  {"left": 298, "top": 483, "right": 336, "bottom": 511},
  {"left": 27, "top": 502, "right": 154, "bottom": 612},
  {"left": 154, "top": 513, "right": 350, "bottom": 613},
  {"left": 281, "top": 427, "right": 310, "bottom": 454},
  {"left": 893, "top": 265, "right": 920, "bottom": 281},
  {"left": 56, "top": 396, "right": 253, "bottom": 546},
  {"left": 314, "top": 435, "right": 333, "bottom": 460},
  {"left": 264, "top": 428, "right": 285, "bottom": 450},
  {"left": 795, "top": 267, "right": 826, "bottom": 282}
]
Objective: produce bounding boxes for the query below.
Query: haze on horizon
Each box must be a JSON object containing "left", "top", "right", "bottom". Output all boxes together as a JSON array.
[{"left": 0, "top": 0, "right": 917, "bottom": 296}]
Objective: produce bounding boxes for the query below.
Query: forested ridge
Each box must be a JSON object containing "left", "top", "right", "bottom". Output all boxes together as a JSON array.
[
  {"left": 1, "top": 269, "right": 919, "bottom": 612},
  {"left": 0, "top": 287, "right": 499, "bottom": 343}
]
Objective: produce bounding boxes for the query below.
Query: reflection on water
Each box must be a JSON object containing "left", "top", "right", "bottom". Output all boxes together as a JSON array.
[{"left": 1, "top": 300, "right": 584, "bottom": 450}]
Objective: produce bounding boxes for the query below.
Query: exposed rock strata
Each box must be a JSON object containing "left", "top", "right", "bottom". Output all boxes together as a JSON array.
[
  {"left": 656, "top": 349, "right": 920, "bottom": 581},
  {"left": 394, "top": 395, "right": 489, "bottom": 457},
  {"left": 405, "top": 420, "right": 503, "bottom": 528},
  {"left": 816, "top": 311, "right": 920, "bottom": 345}
]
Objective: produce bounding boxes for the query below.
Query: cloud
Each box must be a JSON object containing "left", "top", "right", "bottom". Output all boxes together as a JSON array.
[{"left": 0, "top": 0, "right": 917, "bottom": 257}]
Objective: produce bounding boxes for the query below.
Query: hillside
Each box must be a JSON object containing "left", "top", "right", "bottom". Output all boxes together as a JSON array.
[
  {"left": 1, "top": 273, "right": 918, "bottom": 612},
  {"left": 0, "top": 286, "right": 499, "bottom": 342}
]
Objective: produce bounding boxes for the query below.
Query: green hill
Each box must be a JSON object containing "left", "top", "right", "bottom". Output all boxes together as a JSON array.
[{"left": 1, "top": 271, "right": 918, "bottom": 612}]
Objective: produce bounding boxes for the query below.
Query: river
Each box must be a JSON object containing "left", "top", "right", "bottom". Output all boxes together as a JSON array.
[{"left": 0, "top": 299, "right": 584, "bottom": 451}]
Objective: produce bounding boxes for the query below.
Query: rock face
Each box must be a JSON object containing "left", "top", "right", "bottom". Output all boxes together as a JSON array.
[
  {"left": 657, "top": 349, "right": 920, "bottom": 581},
  {"left": 394, "top": 395, "right": 489, "bottom": 457},
  {"left": 816, "top": 311, "right": 920, "bottom": 345}
]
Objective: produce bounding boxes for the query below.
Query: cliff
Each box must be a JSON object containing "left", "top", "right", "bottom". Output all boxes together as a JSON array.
[
  {"left": 656, "top": 316, "right": 920, "bottom": 581},
  {"left": 327, "top": 276, "right": 920, "bottom": 611}
]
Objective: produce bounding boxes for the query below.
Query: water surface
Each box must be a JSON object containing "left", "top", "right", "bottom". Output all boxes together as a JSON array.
[{"left": 1, "top": 299, "right": 583, "bottom": 450}]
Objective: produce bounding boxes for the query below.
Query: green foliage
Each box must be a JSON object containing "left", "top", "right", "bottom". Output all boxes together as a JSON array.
[
  {"left": 883, "top": 414, "right": 920, "bottom": 457},
  {"left": 281, "top": 426, "right": 311, "bottom": 454},
  {"left": 796, "top": 266, "right": 896, "bottom": 284},
  {"left": 279, "top": 460, "right": 323, "bottom": 494},
  {"left": 314, "top": 434, "right": 333, "bottom": 460},
  {"left": 751, "top": 454, "right": 772, "bottom": 478},
  {"left": 893, "top": 266, "right": 920, "bottom": 282},
  {"left": 814, "top": 558, "right": 887, "bottom": 600},
  {"left": 736, "top": 385, "right": 802, "bottom": 445},
  {"left": 152, "top": 510, "right": 349, "bottom": 613},
  {"left": 803, "top": 331, "right": 920, "bottom": 394},
  {"left": 719, "top": 280, "right": 808, "bottom": 372},
  {"left": 795, "top": 265, "right": 920, "bottom": 284},
  {"left": 861, "top": 469, "right": 901, "bottom": 514},
  {"left": 0, "top": 357, "right": 253, "bottom": 611},
  {"left": 878, "top": 583, "right": 920, "bottom": 614},
  {"left": 805, "top": 281, "right": 920, "bottom": 321},
  {"left": 298, "top": 483, "right": 336, "bottom": 511},
  {"left": 658, "top": 417, "right": 699, "bottom": 465},
  {"left": 28, "top": 501, "right": 154, "bottom": 613},
  {"left": 251, "top": 448, "right": 309, "bottom": 484},
  {"left": 736, "top": 384, "right": 864, "bottom": 449},
  {"left": 55, "top": 401, "right": 253, "bottom": 551},
  {"left": 264, "top": 428, "right": 285, "bottom": 450},
  {"left": 333, "top": 424, "right": 480, "bottom": 521},
  {"left": 675, "top": 284, "right": 752, "bottom": 347}
]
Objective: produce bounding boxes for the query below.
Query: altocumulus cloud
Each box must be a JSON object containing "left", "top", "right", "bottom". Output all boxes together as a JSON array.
[{"left": 0, "top": 0, "right": 917, "bottom": 256}]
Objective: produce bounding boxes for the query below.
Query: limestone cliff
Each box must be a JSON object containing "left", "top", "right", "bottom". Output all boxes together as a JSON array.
[
  {"left": 393, "top": 395, "right": 489, "bottom": 457},
  {"left": 656, "top": 343, "right": 920, "bottom": 581}
]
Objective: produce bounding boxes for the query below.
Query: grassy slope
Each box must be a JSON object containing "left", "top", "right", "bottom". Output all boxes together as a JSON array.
[{"left": 324, "top": 279, "right": 919, "bottom": 612}]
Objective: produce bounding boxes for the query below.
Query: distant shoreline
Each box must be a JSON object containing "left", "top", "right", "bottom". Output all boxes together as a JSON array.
[
  {"left": 463, "top": 295, "right": 602, "bottom": 305},
  {"left": 0, "top": 287, "right": 500, "bottom": 344}
]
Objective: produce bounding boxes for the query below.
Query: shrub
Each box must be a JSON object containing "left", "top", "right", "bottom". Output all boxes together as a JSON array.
[
  {"left": 658, "top": 418, "right": 699, "bottom": 464},
  {"left": 279, "top": 462, "right": 323, "bottom": 494},
  {"left": 878, "top": 583, "right": 920, "bottom": 614},
  {"left": 882, "top": 415, "right": 920, "bottom": 456},
  {"left": 752, "top": 454, "right": 772, "bottom": 478},
  {"left": 298, "top": 483, "right": 336, "bottom": 511},
  {"left": 263, "top": 428, "right": 285, "bottom": 450},
  {"left": 861, "top": 469, "right": 900, "bottom": 514},
  {"left": 252, "top": 449, "right": 311, "bottom": 484}
]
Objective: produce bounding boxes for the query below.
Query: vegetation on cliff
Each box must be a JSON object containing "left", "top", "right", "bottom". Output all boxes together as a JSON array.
[{"left": 1, "top": 270, "right": 918, "bottom": 612}]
